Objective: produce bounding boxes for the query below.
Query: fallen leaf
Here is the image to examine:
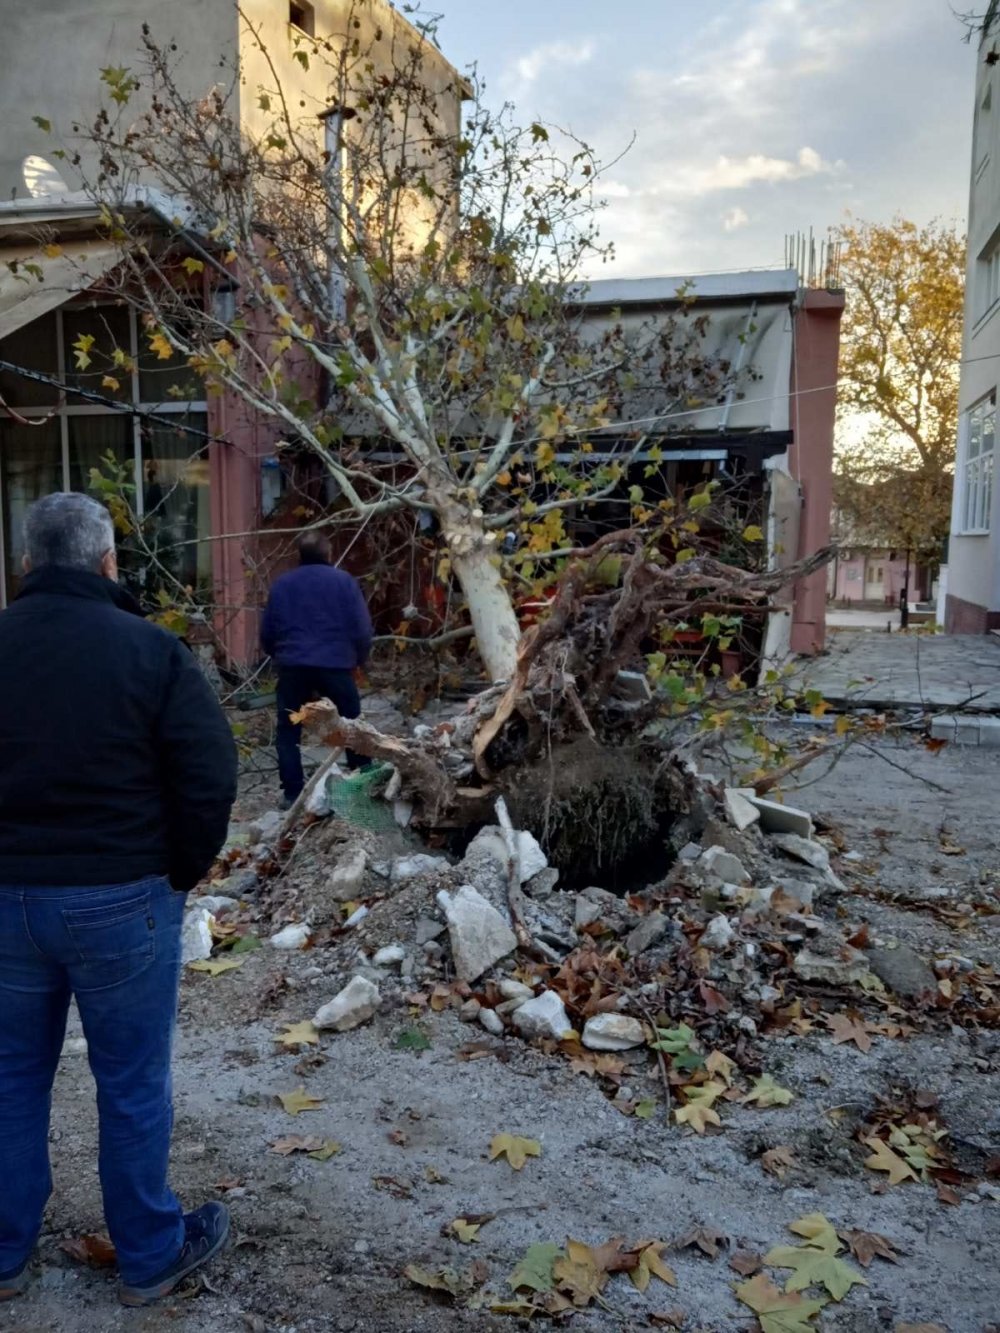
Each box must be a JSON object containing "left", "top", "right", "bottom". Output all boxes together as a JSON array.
[
  {"left": 373, "top": 1174, "right": 412, "bottom": 1198},
  {"left": 628, "top": 1241, "right": 677, "bottom": 1292},
  {"left": 894, "top": 1326, "right": 947, "bottom": 1333},
  {"left": 187, "top": 958, "right": 244, "bottom": 976},
  {"left": 676, "top": 1225, "right": 726, "bottom": 1259},
  {"left": 839, "top": 1229, "right": 899, "bottom": 1267},
  {"left": 936, "top": 1182, "right": 961, "bottom": 1206},
  {"left": 489, "top": 1133, "right": 542, "bottom": 1171},
  {"left": 213, "top": 1176, "right": 243, "bottom": 1192},
  {"left": 633, "top": 1098, "right": 658, "bottom": 1120},
  {"left": 730, "top": 1250, "right": 763, "bottom": 1277},
  {"left": 388, "top": 1129, "right": 409, "bottom": 1147},
  {"left": 269, "top": 1134, "right": 341, "bottom": 1160},
  {"left": 395, "top": 1026, "right": 432, "bottom": 1051},
  {"left": 742, "top": 1075, "right": 795, "bottom": 1108},
  {"left": 60, "top": 1233, "right": 116, "bottom": 1268},
  {"left": 424, "top": 1165, "right": 448, "bottom": 1185},
  {"left": 705, "top": 1050, "right": 737, "bottom": 1086},
  {"left": 509, "top": 1241, "right": 562, "bottom": 1293},
  {"left": 761, "top": 1145, "right": 797, "bottom": 1180},
  {"left": 230, "top": 933, "right": 263, "bottom": 955},
  {"left": 277, "top": 1086, "right": 325, "bottom": 1116},
  {"left": 765, "top": 1243, "right": 866, "bottom": 1301},
  {"left": 649, "top": 1311, "right": 686, "bottom": 1329},
  {"left": 735, "top": 1273, "right": 827, "bottom": 1332},
  {"left": 787, "top": 1214, "right": 840, "bottom": 1253},
  {"left": 275, "top": 1020, "right": 320, "bottom": 1048},
  {"left": 826, "top": 1012, "right": 874, "bottom": 1053},
  {"left": 404, "top": 1264, "right": 475, "bottom": 1299},
  {"left": 446, "top": 1218, "right": 482, "bottom": 1244},
  {"left": 552, "top": 1239, "right": 613, "bottom": 1307},
  {"left": 674, "top": 1079, "right": 726, "bottom": 1134},
  {"left": 864, "top": 1137, "right": 918, "bottom": 1186}
]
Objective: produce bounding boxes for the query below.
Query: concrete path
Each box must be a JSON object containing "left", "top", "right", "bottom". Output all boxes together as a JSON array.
[
  {"left": 826, "top": 607, "right": 902, "bottom": 631},
  {"left": 799, "top": 631, "right": 1000, "bottom": 711}
]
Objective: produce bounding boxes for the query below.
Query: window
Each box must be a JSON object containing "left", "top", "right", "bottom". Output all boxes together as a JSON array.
[
  {"left": 977, "top": 240, "right": 1000, "bottom": 322},
  {"left": 0, "top": 306, "right": 211, "bottom": 604},
  {"left": 961, "top": 393, "right": 996, "bottom": 533},
  {"left": 289, "top": 1, "right": 315, "bottom": 36}
]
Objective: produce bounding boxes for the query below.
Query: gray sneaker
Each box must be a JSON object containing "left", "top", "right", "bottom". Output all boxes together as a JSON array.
[{"left": 119, "top": 1203, "right": 230, "bottom": 1307}]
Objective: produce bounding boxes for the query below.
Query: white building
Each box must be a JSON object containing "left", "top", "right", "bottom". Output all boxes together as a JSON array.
[{"left": 945, "top": 1, "right": 1000, "bottom": 631}]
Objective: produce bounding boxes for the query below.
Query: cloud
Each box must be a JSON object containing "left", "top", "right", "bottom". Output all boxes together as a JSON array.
[
  {"left": 723, "top": 207, "right": 750, "bottom": 233},
  {"left": 511, "top": 39, "right": 595, "bottom": 86},
  {"left": 669, "top": 146, "right": 834, "bottom": 197}
]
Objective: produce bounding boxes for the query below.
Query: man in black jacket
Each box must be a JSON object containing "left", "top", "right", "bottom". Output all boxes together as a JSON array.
[{"left": 0, "top": 493, "right": 237, "bottom": 1307}]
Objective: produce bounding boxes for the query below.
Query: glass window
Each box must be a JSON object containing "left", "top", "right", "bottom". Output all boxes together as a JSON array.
[
  {"left": 138, "top": 416, "right": 212, "bottom": 594},
  {"left": 0, "top": 313, "right": 59, "bottom": 409},
  {"left": 962, "top": 394, "right": 996, "bottom": 533},
  {"left": 67, "top": 414, "right": 133, "bottom": 498},
  {"left": 61, "top": 305, "right": 132, "bottom": 405},
  {"left": 0, "top": 418, "right": 63, "bottom": 603}
]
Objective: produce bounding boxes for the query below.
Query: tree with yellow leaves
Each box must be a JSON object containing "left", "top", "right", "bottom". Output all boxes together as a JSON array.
[{"left": 833, "top": 217, "right": 965, "bottom": 568}]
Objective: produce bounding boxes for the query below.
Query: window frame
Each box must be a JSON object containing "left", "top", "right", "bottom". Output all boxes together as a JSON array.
[{"left": 959, "top": 392, "right": 997, "bottom": 536}]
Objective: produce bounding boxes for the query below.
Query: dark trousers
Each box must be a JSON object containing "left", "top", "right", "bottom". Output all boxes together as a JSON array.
[
  {"left": 0, "top": 876, "right": 186, "bottom": 1285},
  {"left": 276, "top": 666, "right": 366, "bottom": 801}
]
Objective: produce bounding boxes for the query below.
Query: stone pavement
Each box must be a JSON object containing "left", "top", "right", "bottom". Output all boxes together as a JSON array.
[{"left": 798, "top": 631, "right": 1000, "bottom": 714}]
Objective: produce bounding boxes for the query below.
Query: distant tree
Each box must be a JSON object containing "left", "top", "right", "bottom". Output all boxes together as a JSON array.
[{"left": 833, "top": 217, "right": 965, "bottom": 568}]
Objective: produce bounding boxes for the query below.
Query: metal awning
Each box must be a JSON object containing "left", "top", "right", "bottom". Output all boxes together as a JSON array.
[{"left": 0, "top": 238, "right": 122, "bottom": 342}]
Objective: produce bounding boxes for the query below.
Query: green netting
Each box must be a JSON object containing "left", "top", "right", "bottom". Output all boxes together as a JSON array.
[{"left": 329, "top": 762, "right": 398, "bottom": 832}]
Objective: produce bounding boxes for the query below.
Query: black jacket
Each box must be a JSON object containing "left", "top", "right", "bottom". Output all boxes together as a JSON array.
[{"left": 0, "top": 567, "right": 238, "bottom": 891}]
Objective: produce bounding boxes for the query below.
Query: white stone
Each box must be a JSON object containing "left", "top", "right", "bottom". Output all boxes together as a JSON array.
[
  {"left": 391, "top": 853, "right": 449, "bottom": 884},
  {"left": 478, "top": 1007, "right": 505, "bottom": 1036},
  {"left": 189, "top": 894, "right": 238, "bottom": 915},
  {"left": 701, "top": 914, "right": 736, "bottom": 951},
  {"left": 512, "top": 990, "right": 572, "bottom": 1042},
  {"left": 498, "top": 979, "right": 535, "bottom": 1001},
  {"left": 582, "top": 1013, "right": 646, "bottom": 1051},
  {"left": 248, "top": 810, "right": 283, "bottom": 846},
  {"left": 466, "top": 825, "right": 547, "bottom": 884},
  {"left": 699, "top": 845, "right": 750, "bottom": 885},
  {"left": 181, "top": 907, "right": 214, "bottom": 964},
  {"left": 770, "top": 832, "right": 830, "bottom": 872},
  {"left": 313, "top": 976, "right": 380, "bottom": 1032},
  {"left": 328, "top": 847, "right": 368, "bottom": 902},
  {"left": 343, "top": 905, "right": 369, "bottom": 929},
  {"left": 723, "top": 788, "right": 761, "bottom": 833},
  {"left": 737, "top": 790, "right": 813, "bottom": 838},
  {"left": 792, "top": 946, "right": 869, "bottom": 986},
  {"left": 373, "top": 945, "right": 405, "bottom": 968},
  {"left": 393, "top": 799, "right": 414, "bottom": 828},
  {"left": 270, "top": 923, "right": 311, "bottom": 950},
  {"left": 441, "top": 885, "right": 517, "bottom": 982}
]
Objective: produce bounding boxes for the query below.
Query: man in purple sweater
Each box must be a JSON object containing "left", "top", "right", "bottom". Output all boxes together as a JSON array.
[{"left": 260, "top": 533, "right": 373, "bottom": 804}]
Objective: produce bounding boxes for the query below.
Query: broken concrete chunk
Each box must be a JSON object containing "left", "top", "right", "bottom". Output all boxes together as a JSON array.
[
  {"left": 391, "top": 853, "right": 449, "bottom": 884},
  {"left": 372, "top": 944, "right": 405, "bottom": 968},
  {"left": 478, "top": 1007, "right": 505, "bottom": 1036},
  {"left": 701, "top": 914, "right": 736, "bottom": 951},
  {"left": 328, "top": 847, "right": 368, "bottom": 902},
  {"left": 866, "top": 944, "right": 937, "bottom": 1000},
  {"left": 189, "top": 894, "right": 238, "bottom": 915},
  {"left": 582, "top": 1013, "right": 646, "bottom": 1051},
  {"left": 181, "top": 907, "right": 214, "bottom": 964},
  {"left": 699, "top": 845, "right": 750, "bottom": 885},
  {"left": 440, "top": 884, "right": 518, "bottom": 982},
  {"left": 770, "top": 832, "right": 829, "bottom": 872},
  {"left": 612, "top": 670, "right": 653, "bottom": 704},
  {"left": 723, "top": 788, "right": 761, "bottom": 833},
  {"left": 313, "top": 976, "right": 380, "bottom": 1032},
  {"left": 414, "top": 916, "right": 446, "bottom": 946},
  {"left": 574, "top": 886, "right": 632, "bottom": 932},
  {"left": 459, "top": 998, "right": 482, "bottom": 1023},
  {"left": 270, "top": 922, "right": 311, "bottom": 950},
  {"left": 738, "top": 791, "right": 813, "bottom": 838},
  {"left": 625, "top": 912, "right": 670, "bottom": 957},
  {"left": 498, "top": 979, "right": 535, "bottom": 1002},
  {"left": 792, "top": 946, "right": 870, "bottom": 987},
  {"left": 512, "top": 990, "right": 572, "bottom": 1041},
  {"left": 248, "top": 810, "right": 283, "bottom": 847},
  {"left": 466, "top": 825, "right": 548, "bottom": 884},
  {"left": 219, "top": 868, "right": 260, "bottom": 899},
  {"left": 525, "top": 867, "right": 560, "bottom": 899}
]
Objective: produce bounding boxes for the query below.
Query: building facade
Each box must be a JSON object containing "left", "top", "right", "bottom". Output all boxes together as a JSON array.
[{"left": 945, "top": 2, "right": 1000, "bottom": 631}]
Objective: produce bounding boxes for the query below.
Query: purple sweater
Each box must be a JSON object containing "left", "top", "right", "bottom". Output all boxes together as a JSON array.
[{"left": 260, "top": 564, "right": 373, "bottom": 669}]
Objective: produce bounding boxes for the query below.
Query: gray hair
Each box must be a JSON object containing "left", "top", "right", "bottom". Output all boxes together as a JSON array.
[{"left": 24, "top": 492, "right": 116, "bottom": 572}]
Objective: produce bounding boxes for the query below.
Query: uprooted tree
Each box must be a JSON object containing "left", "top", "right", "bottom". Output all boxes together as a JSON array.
[{"left": 48, "top": 2, "right": 759, "bottom": 681}]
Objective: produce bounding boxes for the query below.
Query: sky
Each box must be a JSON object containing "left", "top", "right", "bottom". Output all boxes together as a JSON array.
[{"left": 428, "top": 0, "right": 976, "bottom": 279}]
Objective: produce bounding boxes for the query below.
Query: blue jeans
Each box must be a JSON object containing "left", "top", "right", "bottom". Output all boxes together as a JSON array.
[
  {"left": 0, "top": 876, "right": 186, "bottom": 1285},
  {"left": 276, "top": 665, "right": 367, "bottom": 800}
]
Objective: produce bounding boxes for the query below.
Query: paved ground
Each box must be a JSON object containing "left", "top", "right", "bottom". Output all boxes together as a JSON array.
[
  {"left": 800, "top": 631, "right": 1000, "bottom": 711},
  {"left": 826, "top": 607, "right": 902, "bottom": 631}
]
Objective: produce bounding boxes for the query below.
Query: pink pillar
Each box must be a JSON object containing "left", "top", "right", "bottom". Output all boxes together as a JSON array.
[{"left": 788, "top": 290, "right": 844, "bottom": 654}]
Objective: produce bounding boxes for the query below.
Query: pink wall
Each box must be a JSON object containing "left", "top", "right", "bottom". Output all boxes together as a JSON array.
[
  {"left": 831, "top": 554, "right": 927, "bottom": 605},
  {"left": 788, "top": 290, "right": 845, "bottom": 653}
]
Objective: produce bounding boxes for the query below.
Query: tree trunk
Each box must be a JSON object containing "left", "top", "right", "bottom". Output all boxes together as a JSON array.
[
  {"left": 451, "top": 542, "right": 521, "bottom": 682},
  {"left": 436, "top": 499, "right": 521, "bottom": 681}
]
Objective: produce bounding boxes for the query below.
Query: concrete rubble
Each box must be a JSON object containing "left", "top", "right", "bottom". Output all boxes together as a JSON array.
[
  {"left": 582, "top": 1013, "right": 646, "bottom": 1051},
  {"left": 313, "top": 975, "right": 381, "bottom": 1032},
  {"left": 181, "top": 906, "right": 215, "bottom": 964},
  {"left": 511, "top": 990, "right": 572, "bottom": 1041},
  {"left": 270, "top": 922, "right": 311, "bottom": 950},
  {"left": 327, "top": 846, "right": 368, "bottom": 901},
  {"left": 438, "top": 884, "right": 517, "bottom": 982}
]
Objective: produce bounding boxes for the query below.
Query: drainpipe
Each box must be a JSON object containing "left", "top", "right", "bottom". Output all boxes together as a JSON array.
[{"left": 318, "top": 105, "right": 356, "bottom": 326}]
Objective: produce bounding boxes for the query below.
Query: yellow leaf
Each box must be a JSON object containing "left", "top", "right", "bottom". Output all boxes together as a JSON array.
[
  {"left": 148, "top": 331, "right": 174, "bottom": 361},
  {"left": 101, "top": 375, "right": 121, "bottom": 392},
  {"left": 552, "top": 1240, "right": 608, "bottom": 1307},
  {"left": 741, "top": 1074, "right": 794, "bottom": 1107},
  {"left": 447, "top": 1218, "right": 481, "bottom": 1244},
  {"left": 629, "top": 1242, "right": 677, "bottom": 1292},
  {"left": 43, "top": 243, "right": 63, "bottom": 259},
  {"left": 181, "top": 256, "right": 205, "bottom": 276},
  {"left": 506, "top": 312, "right": 525, "bottom": 342},
  {"left": 735, "top": 1273, "right": 827, "bottom": 1330},
  {"left": 834, "top": 714, "right": 851, "bottom": 736},
  {"left": 278, "top": 1086, "right": 325, "bottom": 1116},
  {"left": 863, "top": 1137, "right": 918, "bottom": 1185},
  {"left": 496, "top": 470, "right": 512, "bottom": 487},
  {"left": 742, "top": 524, "right": 764, "bottom": 542},
  {"left": 705, "top": 1050, "right": 736, "bottom": 1087},
  {"left": 187, "top": 958, "right": 243, "bottom": 976},
  {"left": 673, "top": 1080, "right": 726, "bottom": 1134},
  {"left": 488, "top": 1133, "right": 542, "bottom": 1171},
  {"left": 275, "top": 1020, "right": 320, "bottom": 1048},
  {"left": 787, "top": 1214, "right": 840, "bottom": 1253},
  {"left": 72, "top": 333, "right": 95, "bottom": 370}
]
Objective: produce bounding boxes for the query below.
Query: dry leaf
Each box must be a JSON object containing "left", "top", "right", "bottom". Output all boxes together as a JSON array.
[
  {"left": 705, "top": 1050, "right": 736, "bottom": 1086},
  {"left": 276, "top": 1020, "right": 320, "bottom": 1048},
  {"left": 761, "top": 1145, "right": 797, "bottom": 1180},
  {"left": 60, "top": 1233, "right": 116, "bottom": 1268},
  {"left": 765, "top": 1242, "right": 866, "bottom": 1301},
  {"left": 736, "top": 1273, "right": 827, "bottom": 1331},
  {"left": 936, "top": 1182, "right": 961, "bottom": 1206},
  {"left": 676, "top": 1225, "right": 726, "bottom": 1259},
  {"left": 187, "top": 958, "right": 244, "bottom": 976},
  {"left": 277, "top": 1086, "right": 325, "bottom": 1116},
  {"left": 489, "top": 1133, "right": 542, "bottom": 1171},
  {"left": 864, "top": 1137, "right": 918, "bottom": 1185},
  {"left": 894, "top": 1326, "right": 947, "bottom": 1333},
  {"left": 445, "top": 1216, "right": 493, "bottom": 1244},
  {"left": 649, "top": 1312, "right": 686, "bottom": 1329},
  {"left": 628, "top": 1242, "right": 677, "bottom": 1292},
  {"left": 826, "top": 1012, "right": 874, "bottom": 1053},
  {"left": 552, "top": 1239, "right": 613, "bottom": 1307},
  {"left": 508, "top": 1241, "right": 561, "bottom": 1293},
  {"left": 674, "top": 1080, "right": 725, "bottom": 1134},
  {"left": 839, "top": 1229, "right": 899, "bottom": 1267},
  {"left": 730, "top": 1250, "right": 763, "bottom": 1277},
  {"left": 269, "top": 1134, "right": 340, "bottom": 1160},
  {"left": 741, "top": 1074, "right": 794, "bottom": 1107}
]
